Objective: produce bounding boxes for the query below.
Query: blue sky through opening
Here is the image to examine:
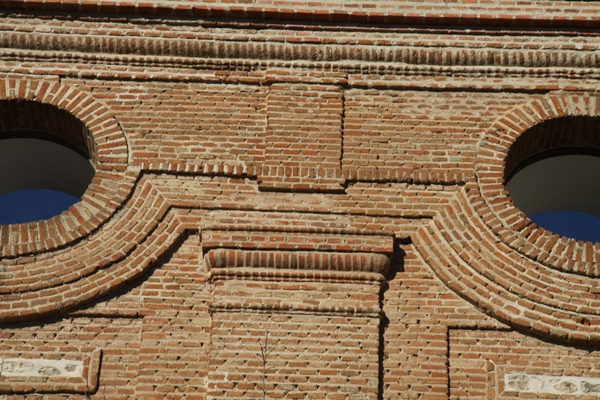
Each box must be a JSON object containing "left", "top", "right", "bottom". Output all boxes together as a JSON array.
[
  {"left": 529, "top": 211, "right": 600, "bottom": 244},
  {"left": 0, "top": 191, "right": 599, "bottom": 244},
  {"left": 0, "top": 189, "right": 79, "bottom": 225}
]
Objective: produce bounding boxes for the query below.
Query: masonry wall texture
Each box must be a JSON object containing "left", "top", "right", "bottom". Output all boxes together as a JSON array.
[{"left": 1, "top": 1, "right": 600, "bottom": 399}]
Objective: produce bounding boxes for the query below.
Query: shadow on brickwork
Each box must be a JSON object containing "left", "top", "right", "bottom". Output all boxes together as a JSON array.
[
  {"left": 387, "top": 238, "right": 407, "bottom": 281},
  {"left": 378, "top": 239, "right": 406, "bottom": 399},
  {"left": 0, "top": 230, "right": 197, "bottom": 330},
  {"left": 83, "top": 230, "right": 197, "bottom": 313}
]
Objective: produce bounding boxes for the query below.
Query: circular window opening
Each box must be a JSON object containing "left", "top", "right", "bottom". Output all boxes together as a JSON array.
[
  {"left": 0, "top": 101, "right": 96, "bottom": 225},
  {"left": 505, "top": 116, "right": 600, "bottom": 243}
]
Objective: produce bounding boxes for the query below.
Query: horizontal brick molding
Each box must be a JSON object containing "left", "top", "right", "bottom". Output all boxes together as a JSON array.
[
  {"left": 0, "top": 78, "right": 134, "bottom": 257},
  {"left": 202, "top": 230, "right": 394, "bottom": 254},
  {"left": 5, "top": 50, "right": 600, "bottom": 87},
  {"left": 208, "top": 268, "right": 387, "bottom": 286},
  {"left": 343, "top": 164, "right": 471, "bottom": 186},
  {"left": 475, "top": 94, "right": 600, "bottom": 277},
  {"left": 2, "top": 29, "right": 600, "bottom": 71},
  {"left": 139, "top": 161, "right": 251, "bottom": 176},
  {"left": 205, "top": 249, "right": 391, "bottom": 275},
  {"left": 0, "top": 349, "right": 101, "bottom": 394},
  {"left": 4, "top": 0, "right": 600, "bottom": 30}
]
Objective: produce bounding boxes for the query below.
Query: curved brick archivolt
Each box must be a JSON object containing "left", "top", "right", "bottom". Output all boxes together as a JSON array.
[
  {"left": 475, "top": 95, "right": 600, "bottom": 277},
  {"left": 0, "top": 78, "right": 134, "bottom": 256},
  {"left": 416, "top": 187, "right": 600, "bottom": 344},
  {"left": 0, "top": 178, "right": 188, "bottom": 323},
  {"left": 0, "top": 99, "right": 96, "bottom": 160},
  {"left": 430, "top": 96, "right": 600, "bottom": 344}
]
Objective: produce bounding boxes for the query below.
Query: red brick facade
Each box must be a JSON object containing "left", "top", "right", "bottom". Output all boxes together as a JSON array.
[{"left": 1, "top": 1, "right": 600, "bottom": 398}]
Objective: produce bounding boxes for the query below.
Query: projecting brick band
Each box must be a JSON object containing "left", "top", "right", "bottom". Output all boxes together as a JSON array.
[
  {"left": 4, "top": 0, "right": 600, "bottom": 30},
  {"left": 205, "top": 249, "right": 391, "bottom": 275}
]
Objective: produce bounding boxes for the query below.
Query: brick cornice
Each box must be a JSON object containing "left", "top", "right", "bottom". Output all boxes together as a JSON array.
[
  {"left": 1, "top": 30, "right": 599, "bottom": 72},
  {"left": 3, "top": 0, "right": 600, "bottom": 30},
  {"left": 6, "top": 52, "right": 600, "bottom": 92}
]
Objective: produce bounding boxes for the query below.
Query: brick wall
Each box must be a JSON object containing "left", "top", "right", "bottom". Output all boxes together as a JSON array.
[{"left": 1, "top": 1, "right": 600, "bottom": 399}]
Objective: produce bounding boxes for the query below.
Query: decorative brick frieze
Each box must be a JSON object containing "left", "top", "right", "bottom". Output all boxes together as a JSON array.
[
  {"left": 208, "top": 268, "right": 386, "bottom": 287},
  {"left": 6, "top": 50, "right": 600, "bottom": 86},
  {"left": 3, "top": 29, "right": 600, "bottom": 71},
  {"left": 1, "top": 2, "right": 600, "bottom": 398},
  {"left": 205, "top": 250, "right": 390, "bottom": 275},
  {"left": 139, "top": 161, "right": 251, "bottom": 176}
]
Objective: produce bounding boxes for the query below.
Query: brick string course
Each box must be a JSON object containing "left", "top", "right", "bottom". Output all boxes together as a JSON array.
[{"left": 2, "top": 1, "right": 600, "bottom": 399}]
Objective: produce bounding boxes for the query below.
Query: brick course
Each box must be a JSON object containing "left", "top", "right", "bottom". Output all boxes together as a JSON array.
[{"left": 1, "top": 1, "right": 600, "bottom": 398}]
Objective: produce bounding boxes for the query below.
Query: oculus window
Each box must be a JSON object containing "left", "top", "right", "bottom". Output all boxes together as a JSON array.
[
  {"left": 0, "top": 101, "right": 96, "bottom": 224},
  {"left": 505, "top": 116, "right": 600, "bottom": 243}
]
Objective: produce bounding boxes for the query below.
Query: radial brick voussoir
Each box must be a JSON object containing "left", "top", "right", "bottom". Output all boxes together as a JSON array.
[
  {"left": 0, "top": 179, "right": 187, "bottom": 323},
  {"left": 0, "top": 77, "right": 134, "bottom": 257},
  {"left": 417, "top": 117, "right": 600, "bottom": 343},
  {"left": 475, "top": 94, "right": 600, "bottom": 277}
]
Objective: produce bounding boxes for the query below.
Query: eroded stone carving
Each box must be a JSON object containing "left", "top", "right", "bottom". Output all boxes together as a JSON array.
[
  {"left": 505, "top": 373, "right": 600, "bottom": 396},
  {"left": 37, "top": 366, "right": 61, "bottom": 376},
  {"left": 65, "top": 364, "right": 78, "bottom": 372},
  {"left": 2, "top": 360, "right": 34, "bottom": 374},
  {"left": 582, "top": 381, "right": 600, "bottom": 393},
  {"left": 506, "top": 375, "right": 530, "bottom": 391},
  {"left": 554, "top": 381, "right": 578, "bottom": 393},
  {"left": 0, "top": 358, "right": 82, "bottom": 378}
]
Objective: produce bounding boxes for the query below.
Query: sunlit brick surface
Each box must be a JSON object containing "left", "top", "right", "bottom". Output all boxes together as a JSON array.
[{"left": 1, "top": 1, "right": 600, "bottom": 398}]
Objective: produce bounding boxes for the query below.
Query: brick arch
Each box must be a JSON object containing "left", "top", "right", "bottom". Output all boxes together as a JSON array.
[
  {"left": 417, "top": 94, "right": 600, "bottom": 343},
  {"left": 415, "top": 190, "right": 600, "bottom": 345},
  {"left": 504, "top": 116, "right": 600, "bottom": 182},
  {"left": 0, "top": 178, "right": 185, "bottom": 323},
  {"left": 0, "top": 78, "right": 135, "bottom": 257},
  {"left": 474, "top": 94, "right": 600, "bottom": 277},
  {"left": 0, "top": 99, "right": 96, "bottom": 160}
]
